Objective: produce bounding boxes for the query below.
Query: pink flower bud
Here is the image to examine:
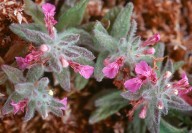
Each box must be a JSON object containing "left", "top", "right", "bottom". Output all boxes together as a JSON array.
[
  {"left": 60, "top": 57, "right": 69, "bottom": 68},
  {"left": 165, "top": 84, "right": 171, "bottom": 89},
  {"left": 142, "top": 33, "right": 160, "bottom": 47},
  {"left": 139, "top": 106, "right": 147, "bottom": 119},
  {"left": 157, "top": 101, "right": 164, "bottom": 110},
  {"left": 173, "top": 89, "right": 178, "bottom": 95},
  {"left": 40, "top": 44, "right": 50, "bottom": 52},
  {"left": 164, "top": 71, "right": 172, "bottom": 79},
  {"left": 143, "top": 48, "right": 155, "bottom": 55}
]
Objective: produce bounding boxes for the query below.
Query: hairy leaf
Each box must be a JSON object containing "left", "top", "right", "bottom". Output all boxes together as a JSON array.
[
  {"left": 1, "top": 65, "right": 25, "bottom": 84},
  {"left": 26, "top": 64, "right": 44, "bottom": 82},
  {"left": 23, "top": 0, "right": 45, "bottom": 28},
  {"left": 10, "top": 24, "right": 53, "bottom": 45},
  {"left": 56, "top": 0, "right": 88, "bottom": 31},
  {"left": 110, "top": 3, "right": 133, "bottom": 39},
  {"left": 54, "top": 68, "right": 71, "bottom": 91},
  {"left": 75, "top": 74, "right": 88, "bottom": 90},
  {"left": 94, "top": 51, "right": 109, "bottom": 81}
]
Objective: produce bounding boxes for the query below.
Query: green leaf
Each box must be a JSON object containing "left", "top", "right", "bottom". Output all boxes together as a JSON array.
[
  {"left": 10, "top": 24, "right": 53, "bottom": 45},
  {"left": 15, "top": 83, "right": 34, "bottom": 96},
  {"left": 1, "top": 65, "right": 25, "bottom": 84},
  {"left": 75, "top": 74, "right": 88, "bottom": 90},
  {"left": 154, "top": 43, "right": 165, "bottom": 77},
  {"left": 24, "top": 101, "right": 36, "bottom": 121},
  {"left": 56, "top": 0, "right": 88, "bottom": 31},
  {"left": 94, "top": 51, "right": 109, "bottom": 81},
  {"left": 66, "top": 46, "right": 95, "bottom": 60},
  {"left": 23, "top": 0, "right": 45, "bottom": 28},
  {"left": 110, "top": 3, "right": 133, "bottom": 39},
  {"left": 103, "top": 6, "right": 122, "bottom": 32},
  {"left": 0, "top": 71, "right": 7, "bottom": 85},
  {"left": 26, "top": 64, "right": 44, "bottom": 82},
  {"left": 89, "top": 90, "right": 128, "bottom": 124},
  {"left": 54, "top": 68, "right": 71, "bottom": 91},
  {"left": 160, "top": 119, "right": 187, "bottom": 133},
  {"left": 94, "top": 22, "right": 117, "bottom": 51},
  {"left": 89, "top": 101, "right": 128, "bottom": 124}
]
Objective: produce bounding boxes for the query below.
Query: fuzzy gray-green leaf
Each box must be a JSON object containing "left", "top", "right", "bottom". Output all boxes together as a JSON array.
[
  {"left": 94, "top": 51, "right": 109, "bottom": 81},
  {"left": 1, "top": 65, "right": 25, "bottom": 84},
  {"left": 110, "top": 3, "right": 133, "bottom": 39},
  {"left": 56, "top": 0, "right": 88, "bottom": 31}
]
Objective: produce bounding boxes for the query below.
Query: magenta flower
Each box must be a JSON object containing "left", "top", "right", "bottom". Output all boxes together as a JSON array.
[
  {"left": 15, "top": 57, "right": 30, "bottom": 70},
  {"left": 173, "top": 73, "right": 191, "bottom": 96},
  {"left": 42, "top": 3, "right": 57, "bottom": 38},
  {"left": 102, "top": 57, "right": 124, "bottom": 79},
  {"left": 135, "top": 61, "right": 157, "bottom": 83},
  {"left": 16, "top": 50, "right": 44, "bottom": 70},
  {"left": 42, "top": 3, "right": 56, "bottom": 17},
  {"left": 102, "top": 62, "right": 119, "bottom": 79},
  {"left": 124, "top": 61, "right": 157, "bottom": 92},
  {"left": 60, "top": 97, "right": 67, "bottom": 111},
  {"left": 142, "top": 33, "right": 160, "bottom": 47},
  {"left": 124, "top": 77, "right": 143, "bottom": 93},
  {"left": 10, "top": 99, "right": 28, "bottom": 114},
  {"left": 69, "top": 61, "right": 94, "bottom": 79}
]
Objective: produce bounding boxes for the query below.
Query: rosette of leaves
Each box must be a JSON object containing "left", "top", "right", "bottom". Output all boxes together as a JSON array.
[
  {"left": 93, "top": 3, "right": 156, "bottom": 81},
  {"left": 121, "top": 60, "right": 192, "bottom": 133},
  {"left": 9, "top": 0, "right": 95, "bottom": 91},
  {"left": 1, "top": 65, "right": 66, "bottom": 121}
]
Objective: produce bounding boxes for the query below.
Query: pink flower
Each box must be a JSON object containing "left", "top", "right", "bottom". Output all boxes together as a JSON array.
[
  {"left": 60, "top": 97, "right": 67, "bottom": 111},
  {"left": 10, "top": 99, "right": 28, "bottom": 114},
  {"left": 102, "top": 62, "right": 119, "bottom": 79},
  {"left": 15, "top": 57, "right": 30, "bottom": 70},
  {"left": 42, "top": 3, "right": 57, "bottom": 38},
  {"left": 102, "top": 57, "right": 124, "bottom": 79},
  {"left": 16, "top": 50, "right": 44, "bottom": 70},
  {"left": 124, "top": 61, "right": 157, "bottom": 92},
  {"left": 42, "top": 3, "right": 56, "bottom": 17},
  {"left": 69, "top": 61, "right": 94, "bottom": 79},
  {"left": 142, "top": 33, "right": 160, "bottom": 47},
  {"left": 143, "top": 47, "right": 155, "bottom": 55},
  {"left": 139, "top": 105, "right": 147, "bottom": 119},
  {"left": 173, "top": 73, "right": 191, "bottom": 96},
  {"left": 135, "top": 61, "right": 157, "bottom": 83},
  {"left": 124, "top": 77, "right": 143, "bottom": 93}
]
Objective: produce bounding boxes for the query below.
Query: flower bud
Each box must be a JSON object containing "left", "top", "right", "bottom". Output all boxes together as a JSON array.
[
  {"left": 60, "top": 57, "right": 69, "bottom": 68},
  {"left": 143, "top": 48, "right": 155, "bottom": 55},
  {"left": 139, "top": 106, "right": 147, "bottom": 119},
  {"left": 142, "top": 33, "right": 160, "bottom": 47},
  {"left": 157, "top": 101, "right": 164, "bottom": 110},
  {"left": 164, "top": 71, "right": 172, "bottom": 79},
  {"left": 40, "top": 44, "right": 49, "bottom": 52}
]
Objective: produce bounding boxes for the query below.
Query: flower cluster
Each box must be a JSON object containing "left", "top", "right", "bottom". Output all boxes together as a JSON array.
[
  {"left": 124, "top": 61, "right": 157, "bottom": 93},
  {"left": 15, "top": 50, "right": 44, "bottom": 70}
]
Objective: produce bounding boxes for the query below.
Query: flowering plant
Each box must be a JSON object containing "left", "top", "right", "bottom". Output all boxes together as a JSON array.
[{"left": 0, "top": 0, "right": 192, "bottom": 133}]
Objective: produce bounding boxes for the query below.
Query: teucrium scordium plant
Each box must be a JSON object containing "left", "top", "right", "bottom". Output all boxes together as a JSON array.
[
  {"left": 1, "top": 65, "right": 67, "bottom": 121},
  {"left": 0, "top": 0, "right": 192, "bottom": 132}
]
